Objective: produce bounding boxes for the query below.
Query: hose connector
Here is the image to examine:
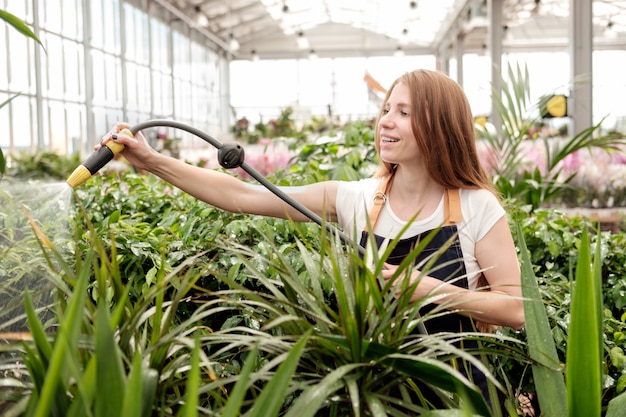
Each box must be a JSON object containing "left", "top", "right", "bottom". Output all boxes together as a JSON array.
[{"left": 66, "top": 129, "right": 131, "bottom": 188}]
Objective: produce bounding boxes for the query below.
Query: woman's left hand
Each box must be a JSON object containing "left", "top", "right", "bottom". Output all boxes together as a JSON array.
[{"left": 381, "top": 264, "right": 429, "bottom": 298}]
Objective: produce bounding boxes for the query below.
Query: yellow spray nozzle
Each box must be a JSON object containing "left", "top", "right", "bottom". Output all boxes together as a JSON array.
[{"left": 66, "top": 129, "right": 134, "bottom": 188}]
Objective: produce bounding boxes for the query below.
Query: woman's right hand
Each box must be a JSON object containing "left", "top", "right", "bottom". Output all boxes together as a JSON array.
[{"left": 98, "top": 123, "right": 161, "bottom": 173}]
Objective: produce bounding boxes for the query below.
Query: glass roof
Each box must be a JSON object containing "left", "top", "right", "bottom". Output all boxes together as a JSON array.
[
  {"left": 261, "top": 0, "right": 459, "bottom": 46},
  {"left": 165, "top": 0, "right": 626, "bottom": 59}
]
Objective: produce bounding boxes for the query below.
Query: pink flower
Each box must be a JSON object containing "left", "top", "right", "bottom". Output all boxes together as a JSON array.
[{"left": 561, "top": 151, "right": 580, "bottom": 173}]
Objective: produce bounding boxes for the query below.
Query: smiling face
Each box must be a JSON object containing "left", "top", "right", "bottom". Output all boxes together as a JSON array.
[
  {"left": 373, "top": 69, "right": 495, "bottom": 193},
  {"left": 377, "top": 82, "right": 421, "bottom": 168}
]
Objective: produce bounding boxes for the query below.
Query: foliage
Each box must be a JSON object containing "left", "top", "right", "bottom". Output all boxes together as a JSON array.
[
  {"left": 231, "top": 107, "right": 308, "bottom": 143},
  {"left": 6, "top": 151, "right": 82, "bottom": 181},
  {"left": 516, "top": 218, "right": 626, "bottom": 417},
  {"left": 565, "top": 227, "right": 603, "bottom": 417},
  {"left": 286, "top": 121, "right": 379, "bottom": 182},
  {"left": 0, "top": 203, "right": 313, "bottom": 416},
  {"left": 503, "top": 203, "right": 626, "bottom": 414},
  {"left": 74, "top": 173, "right": 503, "bottom": 415},
  {"left": 266, "top": 107, "right": 304, "bottom": 139},
  {"left": 213, "top": 221, "right": 504, "bottom": 416},
  {"left": 477, "top": 63, "right": 626, "bottom": 210},
  {"left": 0, "top": 176, "right": 525, "bottom": 416},
  {"left": 2, "top": 105, "right": 626, "bottom": 415}
]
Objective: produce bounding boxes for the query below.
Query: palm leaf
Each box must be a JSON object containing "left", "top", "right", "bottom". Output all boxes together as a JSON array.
[{"left": 0, "top": 10, "right": 44, "bottom": 50}]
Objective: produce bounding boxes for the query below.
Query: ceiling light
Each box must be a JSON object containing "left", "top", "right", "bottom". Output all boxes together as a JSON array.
[
  {"left": 604, "top": 20, "right": 618, "bottom": 39},
  {"left": 251, "top": 50, "right": 260, "bottom": 61},
  {"left": 194, "top": 5, "right": 209, "bottom": 27},
  {"left": 297, "top": 31, "right": 310, "bottom": 49},
  {"left": 400, "top": 28, "right": 410, "bottom": 45},
  {"left": 309, "top": 49, "right": 318, "bottom": 60},
  {"left": 229, "top": 33, "right": 240, "bottom": 51}
]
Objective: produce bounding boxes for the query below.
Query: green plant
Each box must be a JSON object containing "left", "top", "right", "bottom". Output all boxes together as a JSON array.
[
  {"left": 567, "top": 227, "right": 604, "bottom": 416},
  {"left": 65, "top": 152, "right": 626, "bottom": 415},
  {"left": 6, "top": 151, "right": 82, "bottom": 181},
  {"left": 514, "top": 217, "right": 626, "bottom": 417},
  {"left": 2, "top": 169, "right": 540, "bottom": 416},
  {"left": 1, "top": 201, "right": 319, "bottom": 416},
  {"left": 7, "top": 117, "right": 626, "bottom": 415},
  {"left": 287, "top": 121, "right": 379, "bottom": 182},
  {"left": 493, "top": 204, "right": 626, "bottom": 413},
  {"left": 202, "top": 218, "right": 510, "bottom": 416},
  {"left": 0, "top": 10, "right": 43, "bottom": 49},
  {"left": 478, "top": 63, "right": 626, "bottom": 210},
  {"left": 515, "top": 220, "right": 568, "bottom": 415}
]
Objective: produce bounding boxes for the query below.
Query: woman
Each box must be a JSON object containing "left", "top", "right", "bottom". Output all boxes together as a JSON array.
[{"left": 103, "top": 69, "right": 524, "bottom": 400}]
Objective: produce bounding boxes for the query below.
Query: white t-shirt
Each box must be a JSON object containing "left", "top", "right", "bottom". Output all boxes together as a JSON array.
[{"left": 335, "top": 177, "right": 505, "bottom": 289}]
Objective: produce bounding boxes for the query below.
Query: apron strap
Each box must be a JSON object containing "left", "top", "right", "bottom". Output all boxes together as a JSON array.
[
  {"left": 444, "top": 188, "right": 462, "bottom": 226},
  {"left": 366, "top": 176, "right": 392, "bottom": 231},
  {"left": 366, "top": 177, "right": 462, "bottom": 230}
]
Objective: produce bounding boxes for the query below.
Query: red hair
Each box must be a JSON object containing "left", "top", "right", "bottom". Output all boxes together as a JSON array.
[{"left": 374, "top": 69, "right": 498, "bottom": 197}]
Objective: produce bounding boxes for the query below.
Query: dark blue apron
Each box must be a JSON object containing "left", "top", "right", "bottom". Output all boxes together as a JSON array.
[{"left": 359, "top": 176, "right": 489, "bottom": 400}]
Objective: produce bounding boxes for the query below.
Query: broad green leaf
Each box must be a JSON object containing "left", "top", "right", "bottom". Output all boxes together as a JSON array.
[
  {"left": 567, "top": 227, "right": 602, "bottom": 417},
  {"left": 606, "top": 391, "right": 626, "bottom": 417},
  {"left": 515, "top": 222, "right": 568, "bottom": 416},
  {"left": 140, "top": 367, "right": 159, "bottom": 417},
  {"left": 23, "top": 292, "right": 53, "bottom": 366}
]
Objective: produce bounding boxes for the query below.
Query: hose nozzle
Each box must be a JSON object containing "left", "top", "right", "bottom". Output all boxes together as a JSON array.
[{"left": 66, "top": 129, "right": 131, "bottom": 188}]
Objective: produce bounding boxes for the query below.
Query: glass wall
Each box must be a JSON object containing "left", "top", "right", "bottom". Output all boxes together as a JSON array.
[
  {"left": 230, "top": 49, "right": 626, "bottom": 133},
  {"left": 0, "top": 0, "right": 229, "bottom": 156},
  {"left": 229, "top": 55, "right": 437, "bottom": 126}
]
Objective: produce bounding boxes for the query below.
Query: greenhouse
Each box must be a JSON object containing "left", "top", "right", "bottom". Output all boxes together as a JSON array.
[{"left": 1, "top": 1, "right": 626, "bottom": 416}]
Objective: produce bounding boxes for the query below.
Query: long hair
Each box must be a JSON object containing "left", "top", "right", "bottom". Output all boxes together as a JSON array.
[{"left": 373, "top": 69, "right": 498, "bottom": 197}]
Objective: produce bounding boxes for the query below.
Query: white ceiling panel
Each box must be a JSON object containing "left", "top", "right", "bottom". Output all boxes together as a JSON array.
[{"left": 154, "top": 0, "right": 626, "bottom": 59}]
